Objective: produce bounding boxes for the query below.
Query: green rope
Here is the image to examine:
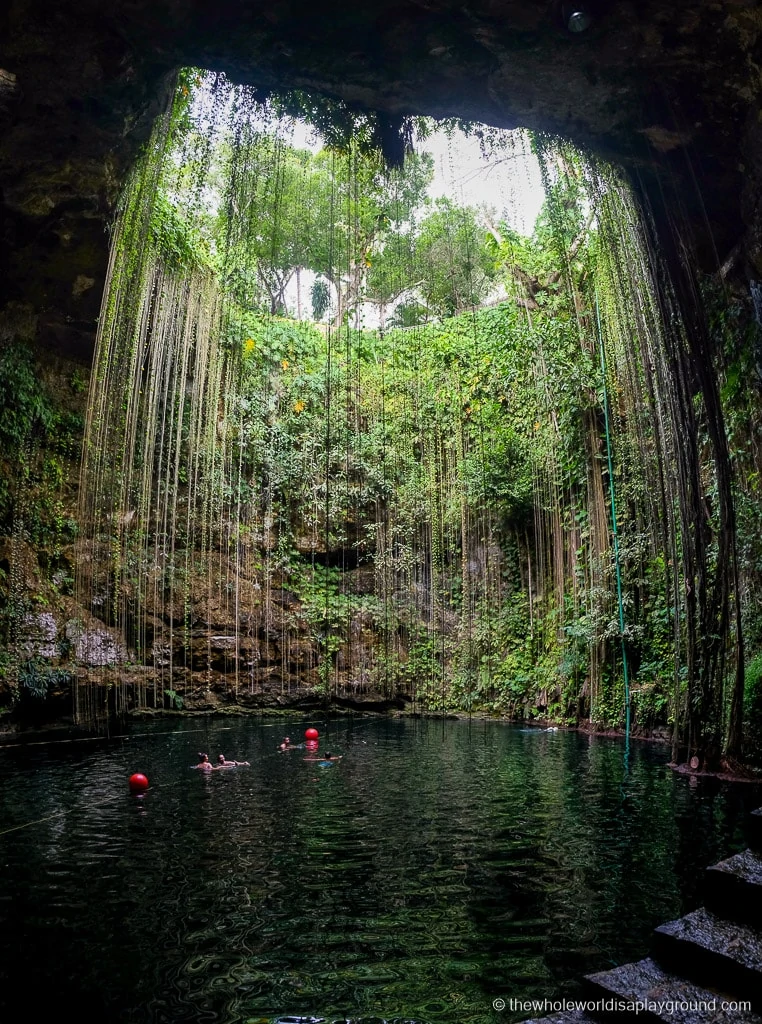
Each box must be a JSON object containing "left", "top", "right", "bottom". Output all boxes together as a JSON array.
[{"left": 595, "top": 291, "right": 631, "bottom": 757}]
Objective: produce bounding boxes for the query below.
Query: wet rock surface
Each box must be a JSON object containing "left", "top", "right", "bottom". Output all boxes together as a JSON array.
[
  {"left": 706, "top": 849, "right": 762, "bottom": 926},
  {"left": 0, "top": 534, "right": 395, "bottom": 718},
  {"left": 656, "top": 908, "right": 762, "bottom": 973},
  {"left": 653, "top": 908, "right": 762, "bottom": 1008},
  {"left": 586, "top": 957, "right": 761, "bottom": 1023},
  {"left": 710, "top": 850, "right": 762, "bottom": 889}
]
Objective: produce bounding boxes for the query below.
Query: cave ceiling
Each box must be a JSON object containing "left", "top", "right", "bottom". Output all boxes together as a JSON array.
[{"left": 1, "top": 0, "right": 762, "bottom": 353}]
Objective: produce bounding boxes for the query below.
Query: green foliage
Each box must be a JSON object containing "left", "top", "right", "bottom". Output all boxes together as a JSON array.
[
  {"left": 149, "top": 192, "right": 210, "bottom": 270},
  {"left": 387, "top": 301, "right": 429, "bottom": 328},
  {"left": 292, "top": 564, "right": 355, "bottom": 639},
  {"left": 70, "top": 368, "right": 88, "bottom": 395},
  {"left": 413, "top": 198, "right": 497, "bottom": 316},
  {"left": 743, "top": 655, "right": 762, "bottom": 760},
  {"left": 0, "top": 343, "right": 82, "bottom": 545},
  {"left": 78, "top": 71, "right": 718, "bottom": 741},
  {"left": 17, "top": 659, "right": 72, "bottom": 700},
  {"left": 212, "top": 148, "right": 676, "bottom": 725},
  {"left": 0, "top": 343, "right": 57, "bottom": 450},
  {"left": 266, "top": 90, "right": 428, "bottom": 167},
  {"left": 311, "top": 278, "right": 330, "bottom": 321}
]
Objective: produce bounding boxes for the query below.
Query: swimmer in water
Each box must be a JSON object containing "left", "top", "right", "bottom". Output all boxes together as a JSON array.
[
  {"left": 315, "top": 751, "right": 342, "bottom": 767},
  {"left": 217, "top": 754, "right": 250, "bottom": 767},
  {"left": 193, "top": 753, "right": 214, "bottom": 771},
  {"left": 279, "top": 736, "right": 294, "bottom": 751}
]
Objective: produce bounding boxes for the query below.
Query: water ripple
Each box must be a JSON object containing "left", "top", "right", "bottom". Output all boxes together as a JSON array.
[{"left": 0, "top": 718, "right": 758, "bottom": 1024}]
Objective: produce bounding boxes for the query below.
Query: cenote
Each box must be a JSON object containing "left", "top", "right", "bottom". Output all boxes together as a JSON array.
[
  {"left": 0, "top": 717, "right": 759, "bottom": 1024},
  {"left": 4, "top": 26, "right": 762, "bottom": 1024}
]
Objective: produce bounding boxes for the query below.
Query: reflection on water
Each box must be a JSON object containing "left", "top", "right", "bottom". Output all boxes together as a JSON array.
[{"left": 0, "top": 717, "right": 758, "bottom": 1024}]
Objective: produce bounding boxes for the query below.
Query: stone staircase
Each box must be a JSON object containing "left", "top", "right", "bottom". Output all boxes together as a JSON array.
[{"left": 524, "top": 808, "right": 762, "bottom": 1024}]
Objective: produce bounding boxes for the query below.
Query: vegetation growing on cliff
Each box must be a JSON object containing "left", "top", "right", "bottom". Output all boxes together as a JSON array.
[{"left": 1, "top": 69, "right": 760, "bottom": 769}]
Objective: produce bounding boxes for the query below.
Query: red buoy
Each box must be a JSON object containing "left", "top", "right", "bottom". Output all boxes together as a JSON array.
[
  {"left": 305, "top": 727, "right": 319, "bottom": 741},
  {"left": 129, "top": 773, "right": 149, "bottom": 793}
]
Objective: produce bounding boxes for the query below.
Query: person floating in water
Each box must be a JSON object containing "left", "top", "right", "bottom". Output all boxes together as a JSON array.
[
  {"left": 279, "top": 736, "right": 296, "bottom": 750},
  {"left": 217, "top": 754, "right": 250, "bottom": 767},
  {"left": 305, "top": 749, "right": 342, "bottom": 764},
  {"left": 317, "top": 751, "right": 343, "bottom": 768},
  {"left": 193, "top": 753, "right": 214, "bottom": 771}
]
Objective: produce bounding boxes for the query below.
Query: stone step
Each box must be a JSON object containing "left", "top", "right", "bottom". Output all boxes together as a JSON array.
[
  {"left": 706, "top": 850, "right": 762, "bottom": 926},
  {"left": 652, "top": 907, "right": 762, "bottom": 1008},
  {"left": 584, "top": 956, "right": 760, "bottom": 1024}
]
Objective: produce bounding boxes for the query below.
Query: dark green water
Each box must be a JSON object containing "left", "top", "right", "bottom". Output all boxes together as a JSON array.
[{"left": 0, "top": 717, "right": 759, "bottom": 1024}]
